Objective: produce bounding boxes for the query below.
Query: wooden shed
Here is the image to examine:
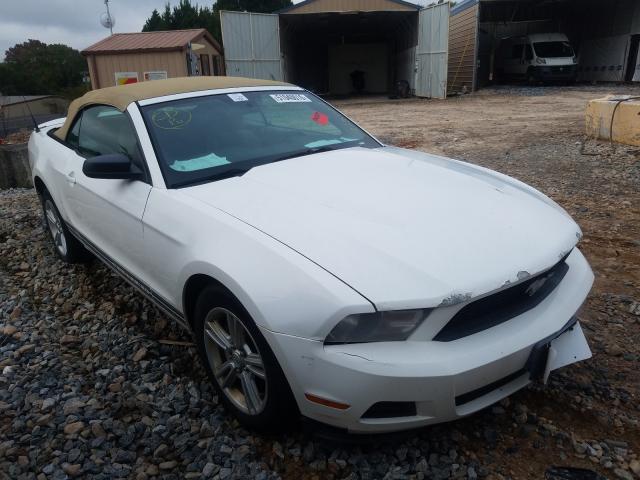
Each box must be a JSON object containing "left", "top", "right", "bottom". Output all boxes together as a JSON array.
[
  {"left": 82, "top": 29, "right": 223, "bottom": 90},
  {"left": 281, "top": 0, "right": 420, "bottom": 14}
]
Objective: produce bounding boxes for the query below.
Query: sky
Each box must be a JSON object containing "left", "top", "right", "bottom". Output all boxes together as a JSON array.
[{"left": 1, "top": 0, "right": 172, "bottom": 58}]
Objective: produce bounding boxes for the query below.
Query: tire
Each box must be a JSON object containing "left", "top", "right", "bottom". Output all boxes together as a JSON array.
[
  {"left": 193, "top": 285, "right": 298, "bottom": 431},
  {"left": 40, "top": 191, "right": 92, "bottom": 264}
]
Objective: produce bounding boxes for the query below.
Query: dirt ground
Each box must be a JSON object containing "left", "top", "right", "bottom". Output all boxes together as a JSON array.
[{"left": 334, "top": 84, "right": 640, "bottom": 478}]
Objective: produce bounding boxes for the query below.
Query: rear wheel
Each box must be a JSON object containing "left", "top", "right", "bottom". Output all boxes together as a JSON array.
[
  {"left": 193, "top": 285, "right": 298, "bottom": 431},
  {"left": 41, "top": 191, "right": 92, "bottom": 263}
]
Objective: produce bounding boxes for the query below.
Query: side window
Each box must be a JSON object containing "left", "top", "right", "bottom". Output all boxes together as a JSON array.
[
  {"left": 525, "top": 44, "right": 534, "bottom": 61},
  {"left": 66, "top": 114, "right": 83, "bottom": 148},
  {"left": 77, "top": 105, "right": 144, "bottom": 170},
  {"left": 512, "top": 44, "right": 524, "bottom": 60}
]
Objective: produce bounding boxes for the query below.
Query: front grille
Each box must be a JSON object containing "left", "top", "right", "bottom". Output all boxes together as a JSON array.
[
  {"left": 433, "top": 255, "right": 570, "bottom": 342},
  {"left": 362, "top": 401, "right": 417, "bottom": 419},
  {"left": 551, "top": 66, "right": 575, "bottom": 74}
]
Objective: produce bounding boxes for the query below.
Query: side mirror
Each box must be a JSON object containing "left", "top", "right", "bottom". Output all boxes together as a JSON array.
[{"left": 82, "top": 153, "right": 143, "bottom": 180}]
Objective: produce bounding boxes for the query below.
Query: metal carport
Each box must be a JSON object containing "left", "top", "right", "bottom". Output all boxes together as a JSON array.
[
  {"left": 220, "top": 0, "right": 451, "bottom": 99},
  {"left": 447, "top": 0, "right": 640, "bottom": 94}
]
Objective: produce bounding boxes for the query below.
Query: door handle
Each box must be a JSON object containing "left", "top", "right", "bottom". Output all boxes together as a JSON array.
[{"left": 65, "top": 171, "right": 76, "bottom": 185}]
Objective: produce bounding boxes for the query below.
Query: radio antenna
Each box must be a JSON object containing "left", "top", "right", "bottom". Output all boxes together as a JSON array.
[
  {"left": 22, "top": 96, "right": 40, "bottom": 133},
  {"left": 101, "top": 0, "right": 116, "bottom": 35}
]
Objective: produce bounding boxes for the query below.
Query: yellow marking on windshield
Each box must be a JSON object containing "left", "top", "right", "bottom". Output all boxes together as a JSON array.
[{"left": 151, "top": 108, "right": 192, "bottom": 130}]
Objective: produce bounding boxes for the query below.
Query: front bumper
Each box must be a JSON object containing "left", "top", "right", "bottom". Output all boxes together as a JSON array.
[
  {"left": 531, "top": 65, "right": 577, "bottom": 81},
  {"left": 262, "top": 248, "right": 593, "bottom": 433}
]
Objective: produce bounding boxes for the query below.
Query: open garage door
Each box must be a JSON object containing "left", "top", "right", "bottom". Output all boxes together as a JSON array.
[
  {"left": 220, "top": 11, "right": 283, "bottom": 81},
  {"left": 415, "top": 3, "right": 450, "bottom": 99}
]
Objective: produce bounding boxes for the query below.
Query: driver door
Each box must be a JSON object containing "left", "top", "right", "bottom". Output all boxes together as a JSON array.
[{"left": 63, "top": 105, "right": 152, "bottom": 276}]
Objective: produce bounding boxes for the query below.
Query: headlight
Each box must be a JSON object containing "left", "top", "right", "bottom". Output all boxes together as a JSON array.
[
  {"left": 325, "top": 309, "right": 431, "bottom": 344},
  {"left": 536, "top": 57, "right": 547, "bottom": 65}
]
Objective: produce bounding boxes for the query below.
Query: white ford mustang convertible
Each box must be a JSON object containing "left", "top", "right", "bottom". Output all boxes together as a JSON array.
[{"left": 29, "top": 77, "right": 593, "bottom": 433}]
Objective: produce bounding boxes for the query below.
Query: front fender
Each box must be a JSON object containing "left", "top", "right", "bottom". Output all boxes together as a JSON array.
[{"left": 142, "top": 188, "right": 374, "bottom": 340}]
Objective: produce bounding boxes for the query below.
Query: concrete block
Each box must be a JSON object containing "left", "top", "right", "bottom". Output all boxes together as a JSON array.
[
  {"left": 585, "top": 95, "right": 640, "bottom": 147},
  {"left": 0, "top": 144, "right": 33, "bottom": 189}
]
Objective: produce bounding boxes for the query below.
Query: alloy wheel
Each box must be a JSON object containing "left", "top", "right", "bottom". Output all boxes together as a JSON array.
[
  {"left": 44, "top": 199, "right": 67, "bottom": 257},
  {"left": 203, "top": 307, "right": 267, "bottom": 415}
]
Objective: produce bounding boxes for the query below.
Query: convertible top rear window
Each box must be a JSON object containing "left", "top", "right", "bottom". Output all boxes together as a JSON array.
[{"left": 141, "top": 90, "right": 379, "bottom": 188}]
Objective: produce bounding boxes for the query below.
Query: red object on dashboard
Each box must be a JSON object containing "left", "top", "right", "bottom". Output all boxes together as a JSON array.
[{"left": 311, "top": 111, "right": 329, "bottom": 126}]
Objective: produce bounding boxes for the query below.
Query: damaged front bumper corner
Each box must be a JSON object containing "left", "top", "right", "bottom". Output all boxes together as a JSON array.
[{"left": 261, "top": 248, "right": 594, "bottom": 433}]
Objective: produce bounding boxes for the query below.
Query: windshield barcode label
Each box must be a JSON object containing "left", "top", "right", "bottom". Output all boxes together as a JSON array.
[
  {"left": 228, "top": 93, "right": 248, "bottom": 102},
  {"left": 270, "top": 94, "right": 311, "bottom": 103}
]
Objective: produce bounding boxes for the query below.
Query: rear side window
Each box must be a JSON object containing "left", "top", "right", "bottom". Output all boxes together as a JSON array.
[
  {"left": 67, "top": 115, "right": 82, "bottom": 148},
  {"left": 74, "top": 105, "right": 144, "bottom": 169}
]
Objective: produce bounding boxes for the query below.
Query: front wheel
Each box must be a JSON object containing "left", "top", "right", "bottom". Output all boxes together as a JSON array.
[{"left": 193, "top": 285, "right": 298, "bottom": 431}]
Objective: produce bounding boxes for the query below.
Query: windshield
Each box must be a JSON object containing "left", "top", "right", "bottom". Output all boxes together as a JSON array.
[
  {"left": 533, "top": 41, "right": 574, "bottom": 58},
  {"left": 141, "top": 90, "right": 380, "bottom": 188}
]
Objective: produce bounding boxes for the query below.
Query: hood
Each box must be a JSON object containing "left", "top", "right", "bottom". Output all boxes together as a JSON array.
[{"left": 182, "top": 147, "right": 580, "bottom": 310}]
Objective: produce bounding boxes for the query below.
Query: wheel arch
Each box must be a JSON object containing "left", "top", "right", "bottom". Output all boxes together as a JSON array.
[
  {"left": 186, "top": 272, "right": 302, "bottom": 428},
  {"left": 182, "top": 273, "right": 242, "bottom": 329},
  {"left": 33, "top": 176, "right": 47, "bottom": 197}
]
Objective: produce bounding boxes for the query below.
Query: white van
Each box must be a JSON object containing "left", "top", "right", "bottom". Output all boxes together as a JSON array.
[{"left": 495, "top": 33, "right": 577, "bottom": 83}]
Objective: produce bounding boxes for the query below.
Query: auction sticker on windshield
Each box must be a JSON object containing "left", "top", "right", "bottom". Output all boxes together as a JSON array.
[
  {"left": 270, "top": 93, "right": 311, "bottom": 103},
  {"left": 228, "top": 93, "right": 248, "bottom": 102}
]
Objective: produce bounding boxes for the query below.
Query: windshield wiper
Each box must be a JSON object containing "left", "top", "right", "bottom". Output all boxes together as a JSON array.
[
  {"left": 271, "top": 145, "right": 342, "bottom": 163},
  {"left": 213, "top": 166, "right": 253, "bottom": 179},
  {"left": 173, "top": 166, "right": 253, "bottom": 188}
]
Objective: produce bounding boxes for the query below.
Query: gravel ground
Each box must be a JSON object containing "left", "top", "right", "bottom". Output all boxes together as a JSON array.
[{"left": 1, "top": 84, "right": 639, "bottom": 480}]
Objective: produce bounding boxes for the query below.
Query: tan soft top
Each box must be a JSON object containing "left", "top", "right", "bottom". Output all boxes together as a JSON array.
[{"left": 55, "top": 76, "right": 290, "bottom": 140}]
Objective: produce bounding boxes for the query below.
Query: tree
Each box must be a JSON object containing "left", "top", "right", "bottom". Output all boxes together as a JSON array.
[
  {"left": 142, "top": 0, "right": 293, "bottom": 43},
  {"left": 143, "top": 9, "right": 166, "bottom": 31},
  {"left": 214, "top": 0, "right": 293, "bottom": 13},
  {"left": 4, "top": 39, "right": 49, "bottom": 64},
  {"left": 0, "top": 40, "right": 87, "bottom": 96},
  {"left": 143, "top": 1, "right": 221, "bottom": 40}
]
